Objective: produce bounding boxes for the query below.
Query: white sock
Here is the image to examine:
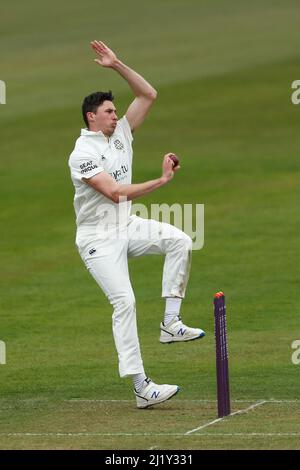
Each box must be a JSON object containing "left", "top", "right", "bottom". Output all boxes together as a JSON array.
[
  {"left": 164, "top": 297, "right": 182, "bottom": 325},
  {"left": 132, "top": 373, "right": 147, "bottom": 393}
]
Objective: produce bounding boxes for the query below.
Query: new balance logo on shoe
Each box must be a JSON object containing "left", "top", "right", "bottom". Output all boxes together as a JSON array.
[
  {"left": 160, "top": 317, "right": 206, "bottom": 344},
  {"left": 134, "top": 380, "right": 179, "bottom": 408},
  {"left": 177, "top": 328, "right": 186, "bottom": 336}
]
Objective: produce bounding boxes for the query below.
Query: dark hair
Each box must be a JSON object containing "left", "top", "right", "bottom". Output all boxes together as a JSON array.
[{"left": 82, "top": 91, "right": 114, "bottom": 128}]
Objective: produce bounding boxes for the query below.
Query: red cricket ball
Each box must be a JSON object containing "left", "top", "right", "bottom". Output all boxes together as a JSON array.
[{"left": 169, "top": 154, "right": 180, "bottom": 167}]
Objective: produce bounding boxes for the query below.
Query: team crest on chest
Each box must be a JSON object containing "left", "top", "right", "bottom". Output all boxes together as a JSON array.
[{"left": 113, "top": 139, "right": 124, "bottom": 150}]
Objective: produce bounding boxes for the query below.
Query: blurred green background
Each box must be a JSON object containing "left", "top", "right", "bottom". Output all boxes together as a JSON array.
[{"left": 0, "top": 0, "right": 299, "bottom": 449}]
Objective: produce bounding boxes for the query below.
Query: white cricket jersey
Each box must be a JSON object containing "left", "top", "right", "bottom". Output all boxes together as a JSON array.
[{"left": 68, "top": 116, "right": 133, "bottom": 247}]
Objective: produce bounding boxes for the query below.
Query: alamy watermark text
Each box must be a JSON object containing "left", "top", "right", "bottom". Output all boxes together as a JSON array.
[
  {"left": 0, "top": 341, "right": 6, "bottom": 364},
  {"left": 0, "top": 80, "right": 6, "bottom": 104},
  {"left": 291, "top": 340, "right": 300, "bottom": 365},
  {"left": 291, "top": 80, "right": 300, "bottom": 105}
]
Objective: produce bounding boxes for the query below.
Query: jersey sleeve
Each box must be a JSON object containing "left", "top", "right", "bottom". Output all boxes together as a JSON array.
[{"left": 69, "top": 152, "right": 104, "bottom": 181}]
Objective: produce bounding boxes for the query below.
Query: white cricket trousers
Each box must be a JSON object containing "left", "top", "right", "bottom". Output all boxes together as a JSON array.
[{"left": 78, "top": 216, "right": 192, "bottom": 378}]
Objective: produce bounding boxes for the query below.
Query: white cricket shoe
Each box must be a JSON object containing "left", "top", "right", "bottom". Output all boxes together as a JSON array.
[
  {"left": 134, "top": 378, "right": 180, "bottom": 409},
  {"left": 160, "top": 315, "right": 205, "bottom": 343}
]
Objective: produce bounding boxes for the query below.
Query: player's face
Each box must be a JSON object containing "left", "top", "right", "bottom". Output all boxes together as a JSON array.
[{"left": 89, "top": 100, "right": 118, "bottom": 136}]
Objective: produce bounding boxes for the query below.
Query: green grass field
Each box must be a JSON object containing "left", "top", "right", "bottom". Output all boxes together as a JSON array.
[{"left": 1, "top": 0, "right": 300, "bottom": 450}]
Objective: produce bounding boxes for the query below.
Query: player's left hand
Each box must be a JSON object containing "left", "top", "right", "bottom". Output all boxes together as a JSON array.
[{"left": 90, "top": 40, "right": 117, "bottom": 68}]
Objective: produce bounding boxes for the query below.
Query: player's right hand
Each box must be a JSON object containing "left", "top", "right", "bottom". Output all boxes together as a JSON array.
[
  {"left": 90, "top": 40, "right": 117, "bottom": 68},
  {"left": 162, "top": 153, "right": 181, "bottom": 180}
]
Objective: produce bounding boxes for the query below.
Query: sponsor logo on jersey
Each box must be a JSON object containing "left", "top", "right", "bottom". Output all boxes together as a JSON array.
[
  {"left": 80, "top": 160, "right": 98, "bottom": 174},
  {"left": 109, "top": 164, "right": 129, "bottom": 181}
]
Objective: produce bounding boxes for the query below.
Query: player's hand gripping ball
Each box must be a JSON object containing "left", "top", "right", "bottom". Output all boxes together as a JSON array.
[{"left": 169, "top": 154, "right": 180, "bottom": 168}]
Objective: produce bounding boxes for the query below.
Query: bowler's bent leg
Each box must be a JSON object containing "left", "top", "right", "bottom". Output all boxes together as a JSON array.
[
  {"left": 127, "top": 217, "right": 204, "bottom": 342},
  {"left": 128, "top": 217, "right": 193, "bottom": 298}
]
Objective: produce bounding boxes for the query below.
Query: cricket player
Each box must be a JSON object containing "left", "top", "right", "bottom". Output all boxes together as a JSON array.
[{"left": 68, "top": 41, "right": 205, "bottom": 408}]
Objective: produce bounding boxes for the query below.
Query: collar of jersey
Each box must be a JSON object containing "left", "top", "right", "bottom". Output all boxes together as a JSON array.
[{"left": 80, "top": 128, "right": 109, "bottom": 137}]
